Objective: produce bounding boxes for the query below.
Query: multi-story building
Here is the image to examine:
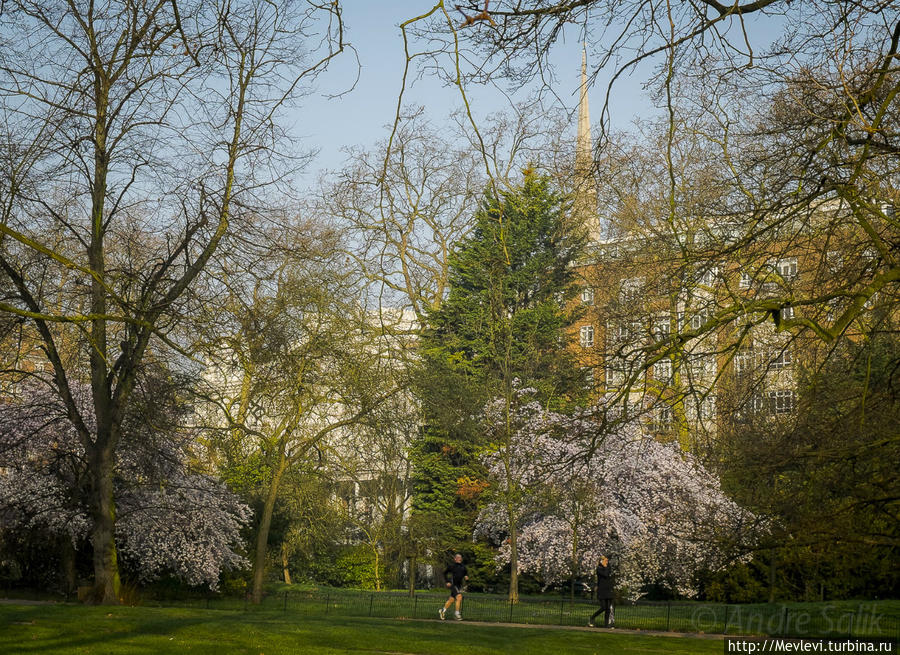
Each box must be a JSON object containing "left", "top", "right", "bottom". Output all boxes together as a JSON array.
[{"left": 564, "top": 52, "right": 883, "bottom": 449}]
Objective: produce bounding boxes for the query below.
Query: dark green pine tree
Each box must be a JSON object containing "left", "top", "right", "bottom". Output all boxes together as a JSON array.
[{"left": 411, "top": 170, "right": 588, "bottom": 584}]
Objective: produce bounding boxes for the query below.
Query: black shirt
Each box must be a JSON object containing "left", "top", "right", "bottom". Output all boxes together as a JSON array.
[{"left": 445, "top": 562, "right": 467, "bottom": 587}]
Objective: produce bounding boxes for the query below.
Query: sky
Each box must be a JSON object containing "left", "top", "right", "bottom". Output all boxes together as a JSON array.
[
  {"left": 291, "top": 2, "right": 653, "bottom": 187},
  {"left": 292, "top": 1, "right": 781, "bottom": 188}
]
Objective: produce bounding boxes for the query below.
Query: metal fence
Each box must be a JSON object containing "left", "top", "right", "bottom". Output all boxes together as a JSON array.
[
  {"left": 4, "top": 585, "right": 898, "bottom": 639},
  {"left": 135, "top": 589, "right": 899, "bottom": 640}
]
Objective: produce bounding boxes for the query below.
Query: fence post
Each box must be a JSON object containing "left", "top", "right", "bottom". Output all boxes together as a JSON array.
[
  {"left": 848, "top": 611, "right": 854, "bottom": 638},
  {"left": 508, "top": 599, "right": 514, "bottom": 623},
  {"left": 724, "top": 605, "right": 729, "bottom": 635},
  {"left": 666, "top": 602, "right": 671, "bottom": 632},
  {"left": 559, "top": 598, "right": 564, "bottom": 626},
  {"left": 369, "top": 593, "right": 375, "bottom": 617},
  {"left": 413, "top": 594, "right": 418, "bottom": 619},
  {"left": 325, "top": 591, "right": 330, "bottom": 615},
  {"left": 780, "top": 605, "right": 788, "bottom": 636}
]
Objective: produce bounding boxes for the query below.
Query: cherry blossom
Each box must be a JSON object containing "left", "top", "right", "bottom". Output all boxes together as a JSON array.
[
  {"left": 0, "top": 381, "right": 250, "bottom": 589},
  {"left": 475, "top": 388, "right": 754, "bottom": 598}
]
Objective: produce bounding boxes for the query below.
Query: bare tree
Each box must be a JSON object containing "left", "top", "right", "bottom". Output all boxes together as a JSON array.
[
  {"left": 0, "top": 0, "right": 345, "bottom": 603},
  {"left": 398, "top": 1, "right": 898, "bottom": 345},
  {"left": 194, "top": 218, "right": 401, "bottom": 604}
]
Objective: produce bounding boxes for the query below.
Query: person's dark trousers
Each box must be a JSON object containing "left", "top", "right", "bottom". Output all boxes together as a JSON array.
[{"left": 589, "top": 599, "right": 613, "bottom": 627}]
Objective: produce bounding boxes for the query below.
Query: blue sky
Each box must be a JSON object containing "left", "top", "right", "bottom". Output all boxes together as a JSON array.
[
  {"left": 292, "top": 1, "right": 649, "bottom": 186},
  {"left": 293, "top": 1, "right": 780, "bottom": 187}
]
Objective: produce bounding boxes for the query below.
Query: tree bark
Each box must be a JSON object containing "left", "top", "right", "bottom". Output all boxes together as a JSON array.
[
  {"left": 281, "top": 544, "right": 292, "bottom": 585},
  {"left": 251, "top": 463, "right": 285, "bottom": 604},
  {"left": 60, "top": 537, "right": 77, "bottom": 597},
  {"left": 508, "top": 523, "right": 519, "bottom": 603},
  {"left": 87, "top": 445, "right": 120, "bottom": 604}
]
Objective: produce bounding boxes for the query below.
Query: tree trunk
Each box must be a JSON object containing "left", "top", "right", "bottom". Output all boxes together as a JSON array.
[
  {"left": 88, "top": 447, "right": 120, "bottom": 604},
  {"left": 60, "top": 537, "right": 77, "bottom": 596},
  {"left": 408, "top": 555, "right": 416, "bottom": 597},
  {"left": 373, "top": 546, "right": 381, "bottom": 591},
  {"left": 251, "top": 464, "right": 285, "bottom": 604},
  {"left": 508, "top": 523, "right": 519, "bottom": 603},
  {"left": 281, "top": 544, "right": 292, "bottom": 585}
]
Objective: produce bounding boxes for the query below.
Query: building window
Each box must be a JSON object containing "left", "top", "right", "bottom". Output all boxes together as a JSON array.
[
  {"left": 653, "top": 317, "right": 671, "bottom": 341},
  {"left": 654, "top": 357, "right": 672, "bottom": 381},
  {"left": 605, "top": 362, "right": 624, "bottom": 388},
  {"left": 766, "top": 390, "right": 796, "bottom": 414},
  {"left": 652, "top": 405, "right": 673, "bottom": 432},
  {"left": 826, "top": 250, "right": 843, "bottom": 273},
  {"left": 609, "top": 320, "right": 641, "bottom": 345},
  {"left": 581, "top": 287, "right": 594, "bottom": 305},
  {"left": 688, "top": 355, "right": 716, "bottom": 380},
  {"left": 689, "top": 308, "right": 712, "bottom": 331},
  {"left": 579, "top": 325, "right": 594, "bottom": 348},
  {"left": 733, "top": 349, "right": 755, "bottom": 378},
  {"left": 699, "top": 396, "right": 716, "bottom": 421},
  {"left": 699, "top": 265, "right": 720, "bottom": 287},
  {"left": 582, "top": 367, "right": 595, "bottom": 388},
  {"left": 782, "top": 305, "right": 795, "bottom": 320},
  {"left": 739, "top": 271, "right": 752, "bottom": 289},
  {"left": 772, "top": 257, "right": 798, "bottom": 282},
  {"left": 619, "top": 277, "right": 643, "bottom": 304},
  {"left": 770, "top": 348, "right": 793, "bottom": 369}
]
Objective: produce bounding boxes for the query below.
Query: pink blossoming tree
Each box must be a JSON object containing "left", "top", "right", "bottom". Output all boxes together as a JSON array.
[
  {"left": 0, "top": 381, "right": 250, "bottom": 591},
  {"left": 475, "top": 387, "right": 754, "bottom": 599}
]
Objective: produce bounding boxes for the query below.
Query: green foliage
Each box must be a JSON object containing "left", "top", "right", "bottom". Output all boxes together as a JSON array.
[
  {"left": 412, "top": 172, "right": 587, "bottom": 563},
  {"left": 306, "top": 544, "right": 384, "bottom": 590},
  {"left": 219, "top": 453, "right": 272, "bottom": 498},
  {"left": 717, "top": 330, "right": 900, "bottom": 600},
  {"left": 698, "top": 562, "right": 768, "bottom": 604}
]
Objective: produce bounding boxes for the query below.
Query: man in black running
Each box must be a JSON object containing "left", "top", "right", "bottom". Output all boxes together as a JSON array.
[{"left": 439, "top": 553, "right": 468, "bottom": 621}]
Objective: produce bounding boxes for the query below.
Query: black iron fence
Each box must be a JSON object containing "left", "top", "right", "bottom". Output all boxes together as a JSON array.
[
  {"left": 4, "top": 585, "right": 898, "bottom": 640},
  {"left": 134, "top": 589, "right": 899, "bottom": 639}
]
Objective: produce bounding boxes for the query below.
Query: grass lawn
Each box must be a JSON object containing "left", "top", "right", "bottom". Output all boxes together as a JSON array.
[{"left": 0, "top": 603, "right": 723, "bottom": 654}]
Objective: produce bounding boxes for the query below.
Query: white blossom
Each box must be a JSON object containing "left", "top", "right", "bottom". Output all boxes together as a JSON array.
[
  {"left": 475, "top": 388, "right": 754, "bottom": 599},
  {"left": 0, "top": 381, "right": 250, "bottom": 590}
]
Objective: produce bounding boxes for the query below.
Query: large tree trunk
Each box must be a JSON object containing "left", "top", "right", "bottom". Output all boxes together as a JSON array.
[
  {"left": 87, "top": 446, "right": 120, "bottom": 604},
  {"left": 251, "top": 464, "right": 285, "bottom": 604}
]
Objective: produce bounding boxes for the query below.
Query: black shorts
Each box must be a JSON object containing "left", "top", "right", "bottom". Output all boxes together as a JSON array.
[{"left": 448, "top": 584, "right": 463, "bottom": 598}]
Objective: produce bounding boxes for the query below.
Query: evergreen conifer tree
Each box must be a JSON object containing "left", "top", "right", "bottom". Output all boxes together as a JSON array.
[{"left": 412, "top": 171, "right": 587, "bottom": 584}]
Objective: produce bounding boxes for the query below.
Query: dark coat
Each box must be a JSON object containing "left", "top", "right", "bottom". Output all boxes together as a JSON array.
[{"left": 595, "top": 562, "right": 614, "bottom": 600}]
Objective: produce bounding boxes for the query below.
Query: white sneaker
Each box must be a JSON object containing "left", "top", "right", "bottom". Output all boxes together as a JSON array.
[
  {"left": 439, "top": 608, "right": 445, "bottom": 620},
  {"left": 454, "top": 612, "right": 462, "bottom": 621}
]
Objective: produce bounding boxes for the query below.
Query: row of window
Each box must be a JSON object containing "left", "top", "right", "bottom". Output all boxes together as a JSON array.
[
  {"left": 649, "top": 389, "right": 797, "bottom": 431},
  {"left": 580, "top": 257, "right": 802, "bottom": 306}
]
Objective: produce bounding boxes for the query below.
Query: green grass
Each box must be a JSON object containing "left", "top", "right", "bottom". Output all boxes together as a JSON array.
[
  {"left": 0, "top": 603, "right": 723, "bottom": 654},
  {"left": 150, "top": 587, "right": 898, "bottom": 639}
]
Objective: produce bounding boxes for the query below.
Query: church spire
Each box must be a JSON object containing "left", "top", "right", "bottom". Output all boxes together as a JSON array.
[{"left": 573, "top": 45, "right": 599, "bottom": 242}]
